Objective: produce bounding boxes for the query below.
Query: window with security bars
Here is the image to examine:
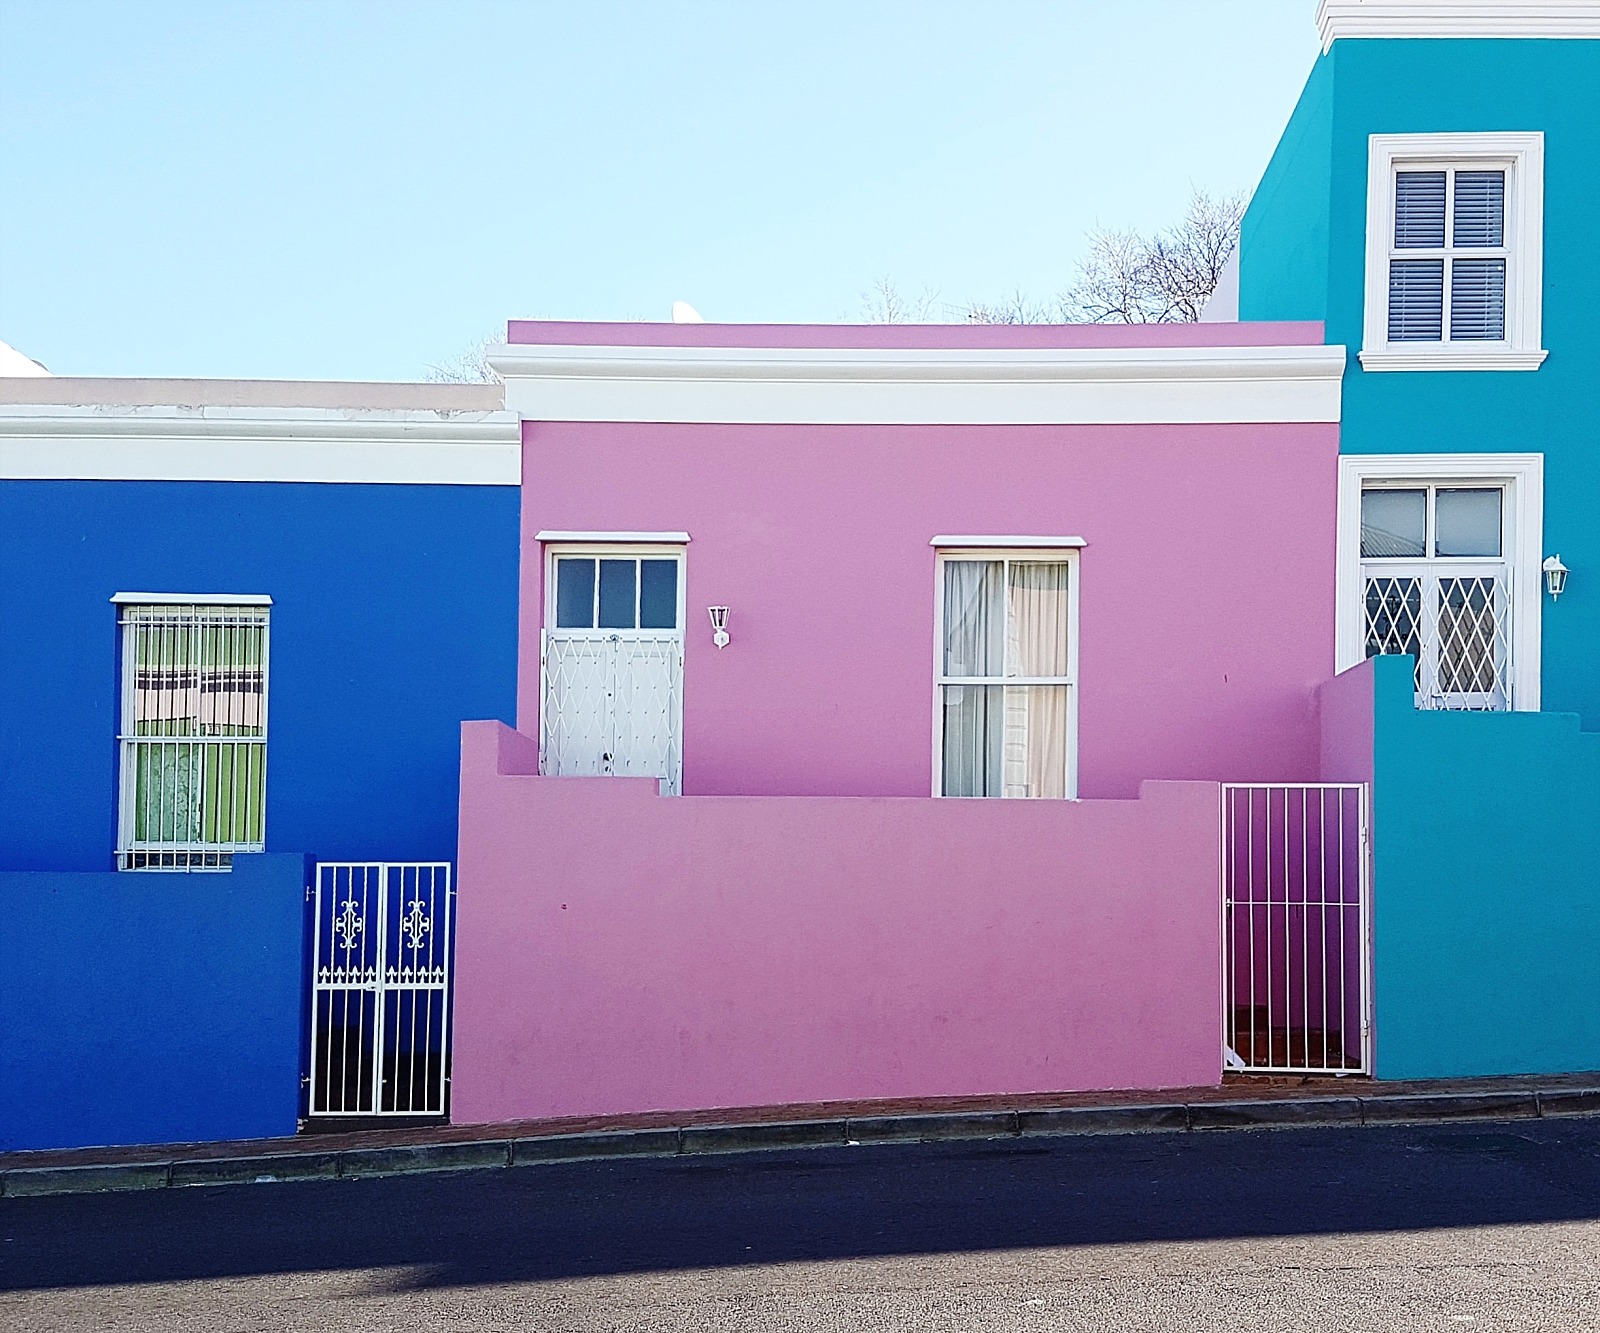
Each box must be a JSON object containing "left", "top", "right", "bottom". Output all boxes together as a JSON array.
[
  {"left": 1387, "top": 167, "right": 1507, "bottom": 344},
  {"left": 116, "top": 600, "right": 270, "bottom": 869},
  {"left": 938, "top": 556, "right": 1075, "bottom": 798},
  {"left": 1360, "top": 486, "right": 1511, "bottom": 710}
]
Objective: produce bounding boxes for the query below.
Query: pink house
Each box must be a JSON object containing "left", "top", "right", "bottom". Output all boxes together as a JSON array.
[{"left": 450, "top": 321, "right": 1348, "bottom": 1125}]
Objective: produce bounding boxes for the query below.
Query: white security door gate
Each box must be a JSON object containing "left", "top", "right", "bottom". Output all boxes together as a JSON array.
[
  {"left": 542, "top": 549, "right": 686, "bottom": 795},
  {"left": 1223, "top": 785, "right": 1371, "bottom": 1075},
  {"left": 307, "top": 863, "right": 452, "bottom": 1117},
  {"left": 543, "top": 633, "right": 683, "bottom": 791}
]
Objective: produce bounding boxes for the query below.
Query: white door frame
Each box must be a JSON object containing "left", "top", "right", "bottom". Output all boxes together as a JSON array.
[{"left": 539, "top": 542, "right": 687, "bottom": 793}]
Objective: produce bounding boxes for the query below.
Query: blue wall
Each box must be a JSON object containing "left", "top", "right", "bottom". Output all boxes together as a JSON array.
[
  {"left": 0, "top": 854, "right": 310, "bottom": 1151},
  {"left": 0, "top": 480, "right": 519, "bottom": 871},
  {"left": 1240, "top": 38, "right": 1600, "bottom": 730},
  {"left": 1369, "top": 655, "right": 1600, "bottom": 1078}
]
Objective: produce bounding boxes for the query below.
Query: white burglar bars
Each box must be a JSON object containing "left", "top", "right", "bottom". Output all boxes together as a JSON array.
[
  {"left": 308, "top": 863, "right": 453, "bottom": 1117},
  {"left": 116, "top": 601, "right": 269, "bottom": 870},
  {"left": 1222, "top": 785, "right": 1371, "bottom": 1076}
]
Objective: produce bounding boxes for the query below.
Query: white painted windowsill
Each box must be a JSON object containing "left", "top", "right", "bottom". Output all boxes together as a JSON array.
[{"left": 1358, "top": 348, "right": 1548, "bottom": 373}]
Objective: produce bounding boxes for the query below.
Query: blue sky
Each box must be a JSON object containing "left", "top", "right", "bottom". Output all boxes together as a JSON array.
[{"left": 0, "top": 1, "right": 1320, "bottom": 380}]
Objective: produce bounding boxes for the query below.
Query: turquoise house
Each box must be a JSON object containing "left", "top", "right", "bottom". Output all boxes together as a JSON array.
[{"left": 1229, "top": 1, "right": 1600, "bottom": 1078}]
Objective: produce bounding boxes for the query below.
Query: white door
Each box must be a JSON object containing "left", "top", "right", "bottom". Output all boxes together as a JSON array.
[{"left": 541, "top": 550, "right": 684, "bottom": 794}]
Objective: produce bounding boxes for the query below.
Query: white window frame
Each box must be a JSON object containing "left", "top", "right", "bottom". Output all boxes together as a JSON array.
[
  {"left": 111, "top": 592, "right": 273, "bottom": 871},
  {"left": 1335, "top": 454, "right": 1543, "bottom": 710},
  {"left": 539, "top": 541, "right": 688, "bottom": 793},
  {"left": 931, "top": 543, "right": 1082, "bottom": 800},
  {"left": 1360, "top": 132, "right": 1545, "bottom": 372}
]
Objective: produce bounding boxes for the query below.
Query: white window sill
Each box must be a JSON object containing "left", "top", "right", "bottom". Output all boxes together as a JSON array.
[{"left": 1358, "top": 347, "right": 1548, "bottom": 373}]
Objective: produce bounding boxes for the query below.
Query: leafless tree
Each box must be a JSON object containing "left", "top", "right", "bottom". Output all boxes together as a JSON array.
[
  {"left": 860, "top": 276, "right": 941, "bottom": 323},
  {"left": 1061, "top": 188, "right": 1247, "bottom": 324},
  {"left": 425, "top": 330, "right": 503, "bottom": 384},
  {"left": 958, "top": 288, "right": 1055, "bottom": 325}
]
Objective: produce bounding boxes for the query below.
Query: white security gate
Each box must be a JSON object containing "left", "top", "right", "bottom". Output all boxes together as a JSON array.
[
  {"left": 1223, "top": 785, "right": 1371, "bottom": 1075},
  {"left": 542, "top": 632, "right": 684, "bottom": 793},
  {"left": 307, "top": 863, "right": 452, "bottom": 1117}
]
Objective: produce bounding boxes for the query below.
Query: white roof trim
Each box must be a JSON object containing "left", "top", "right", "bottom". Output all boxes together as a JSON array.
[
  {"left": 111, "top": 592, "right": 274, "bottom": 606},
  {"left": 931, "top": 536, "right": 1087, "bottom": 549},
  {"left": 488, "top": 342, "right": 1346, "bottom": 427},
  {"left": 1317, "top": 1, "right": 1600, "bottom": 51},
  {"left": 0, "top": 405, "right": 520, "bottom": 484},
  {"left": 535, "top": 530, "right": 690, "bottom": 544}
]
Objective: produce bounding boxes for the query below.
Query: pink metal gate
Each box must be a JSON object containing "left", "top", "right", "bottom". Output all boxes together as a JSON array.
[{"left": 1223, "top": 785, "right": 1371, "bottom": 1075}]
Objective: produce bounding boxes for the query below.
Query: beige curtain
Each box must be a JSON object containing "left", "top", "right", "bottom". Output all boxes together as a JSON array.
[{"left": 1003, "top": 563, "right": 1070, "bottom": 798}]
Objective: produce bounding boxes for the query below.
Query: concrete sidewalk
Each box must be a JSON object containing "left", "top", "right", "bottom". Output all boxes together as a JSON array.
[{"left": 4, "top": 1072, "right": 1597, "bottom": 1199}]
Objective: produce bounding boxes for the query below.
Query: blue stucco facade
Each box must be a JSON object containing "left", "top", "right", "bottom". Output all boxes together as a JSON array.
[
  {"left": 0, "top": 855, "right": 311, "bottom": 1151},
  {"left": 0, "top": 479, "right": 519, "bottom": 872}
]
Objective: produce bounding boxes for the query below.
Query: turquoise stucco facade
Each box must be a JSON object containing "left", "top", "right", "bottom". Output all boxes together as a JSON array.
[
  {"left": 1363, "top": 656, "right": 1600, "bottom": 1079},
  {"left": 1241, "top": 37, "right": 1600, "bottom": 730},
  {"left": 1250, "top": 35, "right": 1600, "bottom": 1078}
]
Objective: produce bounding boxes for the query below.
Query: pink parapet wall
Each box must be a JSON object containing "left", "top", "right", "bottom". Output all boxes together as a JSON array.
[{"left": 451, "top": 720, "right": 1224, "bottom": 1125}]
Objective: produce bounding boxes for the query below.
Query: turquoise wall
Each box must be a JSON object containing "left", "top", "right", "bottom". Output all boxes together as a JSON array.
[
  {"left": 1369, "top": 654, "right": 1600, "bottom": 1078},
  {"left": 1241, "top": 37, "right": 1600, "bottom": 731},
  {"left": 1238, "top": 54, "right": 1333, "bottom": 325}
]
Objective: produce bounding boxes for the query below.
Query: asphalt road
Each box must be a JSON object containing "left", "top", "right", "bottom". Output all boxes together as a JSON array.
[{"left": 5, "top": 1116, "right": 1600, "bottom": 1331}]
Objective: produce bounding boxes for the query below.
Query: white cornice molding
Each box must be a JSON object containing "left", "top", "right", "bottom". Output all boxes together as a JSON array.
[
  {"left": 1318, "top": 1, "right": 1600, "bottom": 51},
  {"left": 488, "top": 343, "right": 1346, "bottom": 426},
  {"left": 0, "top": 406, "right": 521, "bottom": 484}
]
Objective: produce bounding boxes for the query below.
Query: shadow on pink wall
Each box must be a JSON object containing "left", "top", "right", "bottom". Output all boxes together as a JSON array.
[{"left": 450, "top": 720, "right": 1224, "bottom": 1125}]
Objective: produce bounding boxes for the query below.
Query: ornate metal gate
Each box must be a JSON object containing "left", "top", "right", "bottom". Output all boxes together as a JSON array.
[
  {"left": 1223, "top": 785, "right": 1371, "bottom": 1076},
  {"left": 307, "top": 862, "right": 453, "bottom": 1117}
]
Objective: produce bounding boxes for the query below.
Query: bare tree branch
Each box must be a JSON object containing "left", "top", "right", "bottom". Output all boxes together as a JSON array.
[
  {"left": 861, "top": 277, "right": 941, "bottom": 324},
  {"left": 425, "top": 330, "right": 504, "bottom": 384},
  {"left": 1060, "top": 189, "right": 1246, "bottom": 324}
]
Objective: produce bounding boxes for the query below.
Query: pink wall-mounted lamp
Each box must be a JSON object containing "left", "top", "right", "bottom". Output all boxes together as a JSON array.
[{"left": 707, "top": 606, "right": 730, "bottom": 648}]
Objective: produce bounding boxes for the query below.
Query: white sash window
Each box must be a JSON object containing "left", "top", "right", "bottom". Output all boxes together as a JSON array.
[{"left": 935, "top": 546, "right": 1079, "bottom": 799}]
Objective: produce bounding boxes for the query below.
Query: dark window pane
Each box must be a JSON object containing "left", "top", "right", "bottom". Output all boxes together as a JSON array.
[
  {"left": 1450, "top": 258, "right": 1506, "bottom": 340},
  {"left": 1388, "top": 259, "right": 1444, "bottom": 341},
  {"left": 1452, "top": 171, "right": 1505, "bottom": 247},
  {"left": 554, "top": 559, "right": 595, "bottom": 628},
  {"left": 597, "top": 559, "right": 637, "bottom": 629},
  {"left": 1434, "top": 488, "right": 1502, "bottom": 557},
  {"left": 639, "top": 559, "right": 678, "bottom": 629},
  {"left": 1361, "top": 489, "right": 1426, "bottom": 558},
  {"left": 1394, "top": 171, "right": 1446, "bottom": 247},
  {"left": 942, "top": 684, "right": 1003, "bottom": 797}
]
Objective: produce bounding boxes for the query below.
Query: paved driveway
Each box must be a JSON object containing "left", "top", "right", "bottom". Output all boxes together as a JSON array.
[{"left": 5, "top": 1116, "right": 1600, "bottom": 1330}]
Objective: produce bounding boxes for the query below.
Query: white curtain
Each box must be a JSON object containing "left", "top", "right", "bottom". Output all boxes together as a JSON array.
[
  {"left": 941, "top": 562, "right": 1003, "bottom": 796},
  {"left": 941, "top": 560, "right": 1070, "bottom": 798}
]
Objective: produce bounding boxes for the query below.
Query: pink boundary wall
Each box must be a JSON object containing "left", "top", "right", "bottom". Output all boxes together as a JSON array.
[{"left": 450, "top": 721, "right": 1224, "bottom": 1124}]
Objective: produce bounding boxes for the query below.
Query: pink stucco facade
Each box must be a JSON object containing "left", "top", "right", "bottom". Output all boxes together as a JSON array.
[
  {"left": 451, "top": 321, "right": 1344, "bottom": 1121},
  {"left": 451, "top": 721, "right": 1224, "bottom": 1124},
  {"left": 517, "top": 415, "right": 1338, "bottom": 799}
]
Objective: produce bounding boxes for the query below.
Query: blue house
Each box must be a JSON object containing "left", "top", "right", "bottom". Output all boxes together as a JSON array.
[
  {"left": 0, "top": 374, "right": 520, "bottom": 1149},
  {"left": 1224, "top": 0, "right": 1600, "bottom": 1078}
]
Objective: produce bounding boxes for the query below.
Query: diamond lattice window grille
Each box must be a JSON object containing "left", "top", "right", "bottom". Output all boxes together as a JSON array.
[{"left": 1363, "top": 570, "right": 1511, "bottom": 711}]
